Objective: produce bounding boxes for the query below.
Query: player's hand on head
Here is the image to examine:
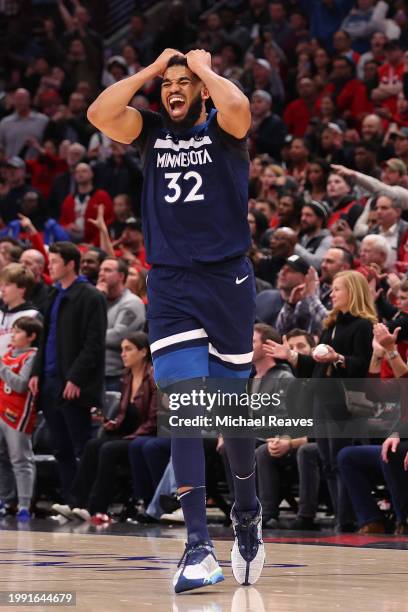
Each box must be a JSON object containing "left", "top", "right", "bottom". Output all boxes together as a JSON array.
[
  {"left": 186, "top": 49, "right": 212, "bottom": 74},
  {"left": 154, "top": 48, "right": 183, "bottom": 75}
]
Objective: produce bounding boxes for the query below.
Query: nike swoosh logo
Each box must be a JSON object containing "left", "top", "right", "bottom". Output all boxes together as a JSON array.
[{"left": 235, "top": 275, "right": 249, "bottom": 285}]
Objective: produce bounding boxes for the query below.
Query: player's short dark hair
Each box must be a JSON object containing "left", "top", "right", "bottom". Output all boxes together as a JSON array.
[
  {"left": 286, "top": 328, "right": 316, "bottom": 349},
  {"left": 167, "top": 55, "right": 188, "bottom": 70},
  {"left": 12, "top": 315, "right": 43, "bottom": 343},
  {"left": 124, "top": 331, "right": 151, "bottom": 362},
  {"left": 254, "top": 323, "right": 281, "bottom": 344},
  {"left": 49, "top": 242, "right": 81, "bottom": 274}
]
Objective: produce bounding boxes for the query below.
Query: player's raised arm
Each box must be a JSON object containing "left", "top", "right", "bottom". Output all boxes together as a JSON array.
[
  {"left": 185, "top": 49, "right": 251, "bottom": 139},
  {"left": 87, "top": 48, "right": 180, "bottom": 144}
]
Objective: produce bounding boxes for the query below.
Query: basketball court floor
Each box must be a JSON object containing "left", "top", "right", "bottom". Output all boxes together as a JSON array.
[{"left": 1, "top": 518, "right": 408, "bottom": 611}]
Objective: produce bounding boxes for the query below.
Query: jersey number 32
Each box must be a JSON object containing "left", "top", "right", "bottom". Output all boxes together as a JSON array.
[{"left": 164, "top": 171, "right": 204, "bottom": 204}]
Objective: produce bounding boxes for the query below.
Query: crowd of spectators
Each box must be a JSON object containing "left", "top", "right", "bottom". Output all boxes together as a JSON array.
[{"left": 0, "top": 0, "right": 407, "bottom": 533}]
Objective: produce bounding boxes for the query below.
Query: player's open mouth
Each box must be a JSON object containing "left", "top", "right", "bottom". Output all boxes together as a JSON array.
[{"left": 168, "top": 95, "right": 187, "bottom": 117}]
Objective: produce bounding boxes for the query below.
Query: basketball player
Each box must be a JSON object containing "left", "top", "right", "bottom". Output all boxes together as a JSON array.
[{"left": 88, "top": 48, "right": 265, "bottom": 593}]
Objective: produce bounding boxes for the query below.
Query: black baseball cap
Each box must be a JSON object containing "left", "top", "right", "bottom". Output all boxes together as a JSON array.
[{"left": 285, "top": 254, "right": 309, "bottom": 275}]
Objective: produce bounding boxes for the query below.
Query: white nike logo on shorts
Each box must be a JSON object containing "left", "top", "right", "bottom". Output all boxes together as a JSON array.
[{"left": 235, "top": 275, "right": 249, "bottom": 285}]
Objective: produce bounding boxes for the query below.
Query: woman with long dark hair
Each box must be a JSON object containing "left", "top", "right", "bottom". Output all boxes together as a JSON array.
[
  {"left": 312, "top": 48, "right": 332, "bottom": 92},
  {"left": 248, "top": 209, "right": 269, "bottom": 248},
  {"left": 303, "top": 159, "right": 330, "bottom": 203}
]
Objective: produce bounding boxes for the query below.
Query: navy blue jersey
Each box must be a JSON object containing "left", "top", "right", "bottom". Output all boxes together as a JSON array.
[{"left": 136, "top": 108, "right": 251, "bottom": 267}]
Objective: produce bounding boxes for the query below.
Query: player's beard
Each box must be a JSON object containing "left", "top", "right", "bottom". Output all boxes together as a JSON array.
[{"left": 160, "top": 93, "right": 204, "bottom": 134}]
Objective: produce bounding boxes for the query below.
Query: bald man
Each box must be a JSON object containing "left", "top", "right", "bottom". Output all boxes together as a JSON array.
[
  {"left": 361, "top": 113, "right": 394, "bottom": 161},
  {"left": 257, "top": 227, "right": 298, "bottom": 287},
  {"left": 20, "top": 249, "right": 51, "bottom": 314},
  {"left": 59, "top": 162, "right": 114, "bottom": 244},
  {"left": 0, "top": 89, "right": 48, "bottom": 157},
  {"left": 249, "top": 89, "right": 287, "bottom": 159},
  {"left": 48, "top": 142, "right": 87, "bottom": 219}
]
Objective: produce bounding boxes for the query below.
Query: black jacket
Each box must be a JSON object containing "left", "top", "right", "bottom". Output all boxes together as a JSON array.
[
  {"left": 32, "top": 280, "right": 107, "bottom": 407},
  {"left": 298, "top": 312, "right": 373, "bottom": 414},
  {"left": 298, "top": 312, "right": 374, "bottom": 380},
  {"left": 30, "top": 280, "right": 51, "bottom": 316},
  {"left": 298, "top": 312, "right": 374, "bottom": 418}
]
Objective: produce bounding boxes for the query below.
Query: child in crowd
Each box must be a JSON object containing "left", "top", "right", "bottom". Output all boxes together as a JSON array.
[
  {"left": 0, "top": 316, "right": 43, "bottom": 520},
  {"left": 0, "top": 263, "right": 40, "bottom": 357}
]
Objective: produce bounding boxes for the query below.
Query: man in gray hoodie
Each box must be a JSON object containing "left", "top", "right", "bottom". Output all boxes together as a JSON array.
[{"left": 97, "top": 257, "right": 145, "bottom": 391}]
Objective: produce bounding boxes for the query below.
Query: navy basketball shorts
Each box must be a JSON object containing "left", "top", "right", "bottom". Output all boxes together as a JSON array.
[{"left": 147, "top": 256, "right": 256, "bottom": 384}]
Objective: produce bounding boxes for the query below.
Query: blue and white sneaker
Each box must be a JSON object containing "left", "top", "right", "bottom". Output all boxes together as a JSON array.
[
  {"left": 0, "top": 500, "right": 6, "bottom": 517},
  {"left": 173, "top": 542, "right": 224, "bottom": 594},
  {"left": 230, "top": 501, "right": 265, "bottom": 585}
]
